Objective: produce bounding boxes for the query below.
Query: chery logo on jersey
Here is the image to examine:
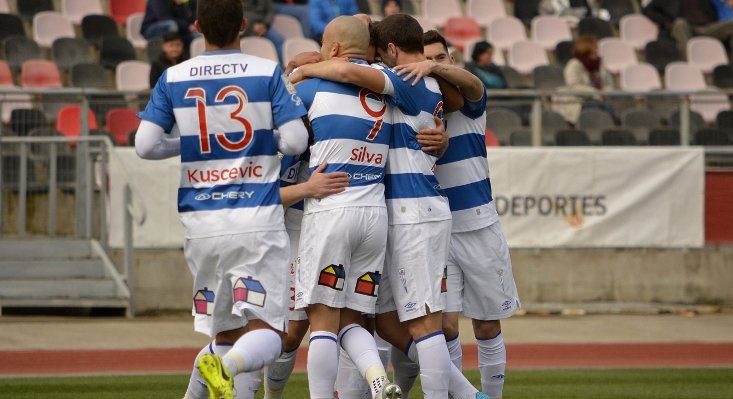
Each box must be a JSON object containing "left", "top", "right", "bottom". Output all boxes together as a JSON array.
[
  {"left": 187, "top": 162, "right": 264, "bottom": 184},
  {"left": 195, "top": 191, "right": 255, "bottom": 201}
]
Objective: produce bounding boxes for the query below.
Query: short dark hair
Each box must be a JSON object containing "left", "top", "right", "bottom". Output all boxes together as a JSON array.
[
  {"left": 373, "top": 14, "right": 423, "bottom": 54},
  {"left": 369, "top": 21, "right": 380, "bottom": 47},
  {"left": 162, "top": 32, "right": 183, "bottom": 43},
  {"left": 472, "top": 40, "right": 493, "bottom": 62},
  {"left": 423, "top": 30, "right": 448, "bottom": 53},
  {"left": 197, "top": 0, "right": 242, "bottom": 48}
]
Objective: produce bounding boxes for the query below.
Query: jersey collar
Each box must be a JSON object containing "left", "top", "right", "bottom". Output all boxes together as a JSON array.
[
  {"left": 348, "top": 58, "right": 369, "bottom": 65},
  {"left": 201, "top": 49, "right": 242, "bottom": 56}
]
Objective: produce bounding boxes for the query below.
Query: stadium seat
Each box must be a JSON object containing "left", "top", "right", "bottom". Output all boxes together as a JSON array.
[
  {"left": 10, "top": 109, "right": 48, "bottom": 136},
  {"left": 623, "top": 109, "right": 661, "bottom": 143},
  {"left": 82, "top": 14, "right": 121, "bottom": 48},
  {"left": 715, "top": 110, "right": 733, "bottom": 132},
  {"left": 499, "top": 65, "right": 526, "bottom": 88},
  {"left": 0, "top": 90, "right": 33, "bottom": 124},
  {"left": 542, "top": 110, "right": 570, "bottom": 137},
  {"left": 578, "top": 109, "right": 616, "bottom": 143},
  {"left": 619, "top": 14, "right": 658, "bottom": 51},
  {"left": 126, "top": 13, "right": 147, "bottom": 50},
  {"left": 509, "top": 130, "right": 532, "bottom": 146},
  {"left": 190, "top": 36, "right": 205, "bottom": 58},
  {"left": 52, "top": 38, "right": 93, "bottom": 71},
  {"left": 509, "top": 41, "right": 548, "bottom": 75},
  {"left": 601, "top": 129, "right": 637, "bottom": 146},
  {"left": 621, "top": 63, "right": 662, "bottom": 92},
  {"left": 282, "top": 38, "right": 320, "bottom": 66},
  {"left": 62, "top": 0, "right": 103, "bottom": 25},
  {"left": 147, "top": 38, "right": 163, "bottom": 62},
  {"left": 413, "top": 16, "right": 437, "bottom": 32},
  {"left": 713, "top": 64, "right": 733, "bottom": 88},
  {"left": 89, "top": 94, "right": 126, "bottom": 126},
  {"left": 687, "top": 37, "right": 729, "bottom": 75},
  {"left": 531, "top": 16, "right": 572, "bottom": 51},
  {"left": 488, "top": 17, "right": 527, "bottom": 53},
  {"left": 100, "top": 37, "right": 137, "bottom": 69},
  {"left": 0, "top": 13, "right": 26, "bottom": 42},
  {"left": 421, "top": 0, "right": 463, "bottom": 28},
  {"left": 116, "top": 60, "right": 151, "bottom": 91},
  {"left": 578, "top": 17, "right": 614, "bottom": 39},
  {"left": 273, "top": 14, "right": 304, "bottom": 39},
  {"left": 514, "top": 0, "right": 541, "bottom": 25},
  {"left": 691, "top": 91, "right": 731, "bottom": 124},
  {"left": 70, "top": 63, "right": 111, "bottom": 89},
  {"left": 109, "top": 0, "right": 145, "bottom": 25},
  {"left": 554, "top": 40, "right": 574, "bottom": 66},
  {"left": 0, "top": 60, "right": 12, "bottom": 87},
  {"left": 598, "top": 38, "right": 637, "bottom": 75},
  {"left": 695, "top": 128, "right": 730, "bottom": 145},
  {"left": 464, "top": 39, "right": 505, "bottom": 66},
  {"left": 533, "top": 65, "right": 566, "bottom": 89},
  {"left": 648, "top": 128, "right": 680, "bottom": 145},
  {"left": 56, "top": 105, "right": 98, "bottom": 138},
  {"left": 604, "top": 0, "right": 635, "bottom": 26},
  {"left": 443, "top": 17, "right": 482, "bottom": 51},
  {"left": 669, "top": 110, "right": 706, "bottom": 134},
  {"left": 3, "top": 37, "right": 41, "bottom": 70},
  {"left": 467, "top": 0, "right": 506, "bottom": 26},
  {"left": 17, "top": 0, "right": 54, "bottom": 21},
  {"left": 665, "top": 62, "right": 706, "bottom": 92},
  {"left": 241, "top": 37, "right": 279, "bottom": 63},
  {"left": 106, "top": 108, "right": 141, "bottom": 146},
  {"left": 20, "top": 60, "right": 62, "bottom": 89},
  {"left": 33, "top": 12, "right": 75, "bottom": 48},
  {"left": 486, "top": 108, "right": 523, "bottom": 145},
  {"left": 485, "top": 129, "right": 500, "bottom": 147},
  {"left": 645, "top": 40, "right": 681, "bottom": 73},
  {"left": 555, "top": 129, "right": 591, "bottom": 146}
]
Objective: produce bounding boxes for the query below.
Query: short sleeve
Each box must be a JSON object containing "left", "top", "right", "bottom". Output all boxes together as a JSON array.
[
  {"left": 294, "top": 78, "right": 319, "bottom": 110},
  {"left": 137, "top": 70, "right": 175, "bottom": 133},
  {"left": 270, "top": 65, "right": 308, "bottom": 128},
  {"left": 460, "top": 90, "right": 487, "bottom": 119},
  {"left": 381, "top": 67, "right": 417, "bottom": 114}
]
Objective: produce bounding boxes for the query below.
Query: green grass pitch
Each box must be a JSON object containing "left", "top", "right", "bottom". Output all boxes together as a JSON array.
[{"left": 1, "top": 369, "right": 732, "bottom": 399}]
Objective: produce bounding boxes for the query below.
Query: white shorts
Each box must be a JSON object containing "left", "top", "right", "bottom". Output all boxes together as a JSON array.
[
  {"left": 185, "top": 231, "right": 290, "bottom": 338},
  {"left": 295, "top": 207, "right": 388, "bottom": 313},
  {"left": 445, "top": 222, "right": 520, "bottom": 320},
  {"left": 286, "top": 227, "right": 308, "bottom": 322},
  {"left": 376, "top": 220, "right": 451, "bottom": 322}
]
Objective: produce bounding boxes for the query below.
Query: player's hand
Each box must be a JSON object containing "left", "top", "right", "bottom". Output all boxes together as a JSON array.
[
  {"left": 394, "top": 60, "right": 437, "bottom": 86},
  {"left": 285, "top": 51, "right": 322, "bottom": 76},
  {"left": 304, "top": 163, "right": 350, "bottom": 199},
  {"left": 289, "top": 68, "right": 306, "bottom": 84},
  {"left": 417, "top": 116, "right": 448, "bottom": 156}
]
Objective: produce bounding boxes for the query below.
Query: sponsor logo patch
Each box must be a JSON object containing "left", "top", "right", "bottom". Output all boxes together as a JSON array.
[
  {"left": 233, "top": 276, "right": 267, "bottom": 307},
  {"left": 193, "top": 288, "right": 215, "bottom": 316},
  {"left": 354, "top": 272, "right": 381, "bottom": 297},
  {"left": 318, "top": 264, "right": 345, "bottom": 291}
]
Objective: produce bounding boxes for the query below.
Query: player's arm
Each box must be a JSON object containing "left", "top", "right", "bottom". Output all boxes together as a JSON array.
[
  {"left": 276, "top": 119, "right": 309, "bottom": 155},
  {"left": 134, "top": 120, "right": 180, "bottom": 160},
  {"left": 417, "top": 116, "right": 449, "bottom": 157},
  {"left": 434, "top": 75, "right": 464, "bottom": 114},
  {"left": 284, "top": 51, "right": 323, "bottom": 76},
  {"left": 280, "top": 163, "right": 350, "bottom": 208},
  {"left": 395, "top": 60, "right": 485, "bottom": 102},
  {"left": 290, "top": 59, "right": 388, "bottom": 94}
]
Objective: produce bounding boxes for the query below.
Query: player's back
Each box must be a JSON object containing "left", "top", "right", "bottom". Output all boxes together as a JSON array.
[{"left": 296, "top": 60, "right": 392, "bottom": 213}]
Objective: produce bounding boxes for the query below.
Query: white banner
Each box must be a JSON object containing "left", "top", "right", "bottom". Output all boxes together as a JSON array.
[{"left": 109, "top": 147, "right": 705, "bottom": 248}]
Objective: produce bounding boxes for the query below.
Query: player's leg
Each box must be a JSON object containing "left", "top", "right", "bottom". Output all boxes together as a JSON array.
[
  {"left": 443, "top": 247, "right": 465, "bottom": 370},
  {"left": 474, "top": 320, "right": 505, "bottom": 399},
  {"left": 336, "top": 344, "right": 371, "bottom": 399},
  {"left": 264, "top": 319, "right": 309, "bottom": 399},
  {"left": 307, "top": 304, "right": 341, "bottom": 399}
]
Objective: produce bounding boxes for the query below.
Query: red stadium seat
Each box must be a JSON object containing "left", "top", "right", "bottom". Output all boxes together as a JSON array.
[
  {"left": 0, "top": 60, "right": 12, "bottom": 87},
  {"left": 56, "top": 105, "right": 98, "bottom": 138},
  {"left": 443, "top": 17, "right": 482, "bottom": 51},
  {"left": 106, "top": 108, "right": 140, "bottom": 145},
  {"left": 109, "top": 0, "right": 145, "bottom": 25},
  {"left": 485, "top": 129, "right": 500, "bottom": 147},
  {"left": 21, "top": 60, "right": 62, "bottom": 89}
]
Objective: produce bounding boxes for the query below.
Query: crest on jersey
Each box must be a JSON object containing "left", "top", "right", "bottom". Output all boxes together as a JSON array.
[
  {"left": 281, "top": 73, "right": 303, "bottom": 106},
  {"left": 318, "top": 264, "right": 345, "bottom": 291},
  {"left": 193, "top": 288, "right": 215, "bottom": 316},
  {"left": 441, "top": 266, "right": 448, "bottom": 293},
  {"left": 355, "top": 272, "right": 381, "bottom": 297},
  {"left": 233, "top": 277, "right": 267, "bottom": 307}
]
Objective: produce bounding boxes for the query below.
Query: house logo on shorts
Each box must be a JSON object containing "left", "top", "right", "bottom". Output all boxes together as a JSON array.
[
  {"left": 193, "top": 288, "right": 215, "bottom": 316},
  {"left": 355, "top": 272, "right": 381, "bottom": 297},
  {"left": 441, "top": 267, "right": 448, "bottom": 293},
  {"left": 318, "top": 264, "right": 345, "bottom": 291},
  {"left": 233, "top": 277, "right": 267, "bottom": 307}
]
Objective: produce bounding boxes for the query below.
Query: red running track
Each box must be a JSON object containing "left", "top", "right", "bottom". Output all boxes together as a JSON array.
[{"left": 1, "top": 343, "right": 732, "bottom": 376}]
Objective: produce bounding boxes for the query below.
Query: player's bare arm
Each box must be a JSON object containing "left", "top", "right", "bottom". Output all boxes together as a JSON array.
[
  {"left": 289, "top": 59, "right": 387, "bottom": 94},
  {"left": 417, "top": 115, "right": 449, "bottom": 156},
  {"left": 283, "top": 51, "right": 323, "bottom": 76},
  {"left": 395, "top": 60, "right": 485, "bottom": 102},
  {"left": 280, "top": 163, "right": 350, "bottom": 208}
]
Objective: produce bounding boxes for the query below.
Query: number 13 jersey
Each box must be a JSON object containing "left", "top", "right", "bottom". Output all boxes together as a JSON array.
[{"left": 138, "top": 50, "right": 307, "bottom": 238}]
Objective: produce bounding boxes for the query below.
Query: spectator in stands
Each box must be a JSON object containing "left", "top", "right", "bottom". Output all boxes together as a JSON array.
[
  {"left": 465, "top": 41, "right": 508, "bottom": 89},
  {"left": 141, "top": 0, "right": 198, "bottom": 43},
  {"left": 149, "top": 32, "right": 187, "bottom": 88},
  {"left": 382, "top": 0, "right": 402, "bottom": 16},
  {"left": 309, "top": 0, "right": 360, "bottom": 41},
  {"left": 242, "top": 0, "right": 286, "bottom": 63},
  {"left": 558, "top": 35, "right": 614, "bottom": 123},
  {"left": 712, "top": 0, "right": 733, "bottom": 22},
  {"left": 274, "top": 0, "right": 313, "bottom": 39}
]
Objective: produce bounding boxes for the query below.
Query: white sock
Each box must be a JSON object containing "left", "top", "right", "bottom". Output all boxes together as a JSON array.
[
  {"left": 338, "top": 324, "right": 389, "bottom": 399},
  {"left": 415, "top": 332, "right": 451, "bottom": 399},
  {"left": 446, "top": 334, "right": 463, "bottom": 371},
  {"left": 264, "top": 348, "right": 297, "bottom": 399},
  {"left": 374, "top": 333, "right": 392, "bottom": 370},
  {"left": 307, "top": 331, "right": 339, "bottom": 399},
  {"left": 335, "top": 347, "right": 370, "bottom": 399},
  {"left": 478, "top": 333, "right": 506, "bottom": 399},
  {"left": 211, "top": 342, "right": 262, "bottom": 399},
  {"left": 406, "top": 336, "right": 478, "bottom": 399},
  {"left": 184, "top": 343, "right": 214, "bottom": 399},
  {"left": 222, "top": 329, "right": 283, "bottom": 376},
  {"left": 390, "top": 342, "right": 419, "bottom": 395}
]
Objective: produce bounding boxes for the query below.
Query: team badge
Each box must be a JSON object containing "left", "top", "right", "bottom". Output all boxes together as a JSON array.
[
  {"left": 441, "top": 267, "right": 448, "bottom": 293},
  {"left": 355, "top": 272, "right": 381, "bottom": 297},
  {"left": 233, "top": 277, "right": 267, "bottom": 307},
  {"left": 193, "top": 288, "right": 215, "bottom": 316},
  {"left": 318, "top": 264, "right": 345, "bottom": 291}
]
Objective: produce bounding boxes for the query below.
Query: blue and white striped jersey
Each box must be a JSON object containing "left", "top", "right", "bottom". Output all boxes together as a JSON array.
[
  {"left": 375, "top": 64, "right": 451, "bottom": 225},
  {"left": 435, "top": 92, "right": 498, "bottom": 232},
  {"left": 280, "top": 152, "right": 310, "bottom": 231},
  {"left": 138, "top": 50, "right": 307, "bottom": 238},
  {"left": 296, "top": 59, "right": 392, "bottom": 214}
]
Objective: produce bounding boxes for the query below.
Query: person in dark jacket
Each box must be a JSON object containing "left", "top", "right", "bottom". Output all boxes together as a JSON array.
[
  {"left": 242, "top": 0, "right": 285, "bottom": 63},
  {"left": 149, "top": 32, "right": 187, "bottom": 88},
  {"left": 465, "top": 41, "right": 507, "bottom": 89},
  {"left": 274, "top": 0, "right": 312, "bottom": 38},
  {"left": 141, "top": 0, "right": 198, "bottom": 42}
]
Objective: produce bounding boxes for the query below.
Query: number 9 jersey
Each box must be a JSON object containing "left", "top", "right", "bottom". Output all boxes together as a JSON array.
[{"left": 138, "top": 50, "right": 307, "bottom": 238}]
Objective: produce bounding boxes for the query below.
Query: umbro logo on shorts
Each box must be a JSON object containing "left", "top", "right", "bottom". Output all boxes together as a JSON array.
[{"left": 318, "top": 264, "right": 345, "bottom": 291}]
